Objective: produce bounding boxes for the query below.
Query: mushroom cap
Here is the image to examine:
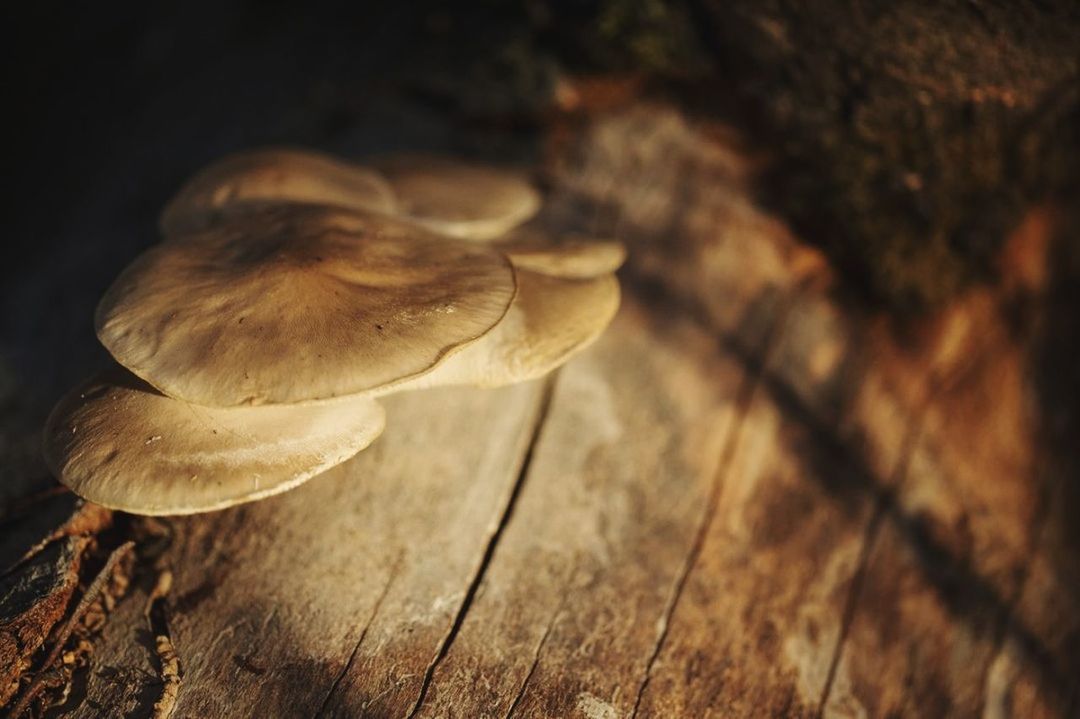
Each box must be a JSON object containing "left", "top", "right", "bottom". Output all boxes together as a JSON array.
[
  {"left": 497, "top": 230, "right": 626, "bottom": 279},
  {"left": 373, "top": 154, "right": 541, "bottom": 241},
  {"left": 96, "top": 206, "right": 517, "bottom": 406},
  {"left": 377, "top": 269, "right": 620, "bottom": 393},
  {"left": 43, "top": 367, "right": 386, "bottom": 515},
  {"left": 160, "top": 148, "right": 396, "bottom": 236}
]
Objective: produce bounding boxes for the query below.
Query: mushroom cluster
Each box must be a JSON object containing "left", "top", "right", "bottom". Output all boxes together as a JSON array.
[{"left": 44, "top": 149, "right": 623, "bottom": 515}]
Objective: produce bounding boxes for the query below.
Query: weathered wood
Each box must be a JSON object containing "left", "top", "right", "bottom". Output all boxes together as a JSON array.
[
  {"left": 551, "top": 105, "right": 1078, "bottom": 718},
  {"left": 0, "top": 537, "right": 89, "bottom": 706},
  {"left": 66, "top": 382, "right": 546, "bottom": 718},
  {"left": 820, "top": 291, "right": 1055, "bottom": 716},
  {"left": 67, "top": 575, "right": 161, "bottom": 717},
  {"left": 629, "top": 305, "right": 875, "bottom": 716},
  {"left": 411, "top": 303, "right": 747, "bottom": 718},
  {"left": 2, "top": 97, "right": 1077, "bottom": 717}
]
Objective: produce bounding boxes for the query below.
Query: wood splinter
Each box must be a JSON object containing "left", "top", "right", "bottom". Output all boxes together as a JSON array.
[
  {"left": 9, "top": 541, "right": 135, "bottom": 718},
  {"left": 146, "top": 568, "right": 181, "bottom": 719}
]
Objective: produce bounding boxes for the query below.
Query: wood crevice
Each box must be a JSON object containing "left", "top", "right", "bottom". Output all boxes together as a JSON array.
[
  {"left": 629, "top": 296, "right": 796, "bottom": 718},
  {"left": 314, "top": 555, "right": 401, "bottom": 718},
  {"left": 974, "top": 438, "right": 1062, "bottom": 715},
  {"left": 502, "top": 589, "right": 568, "bottom": 719},
  {"left": 814, "top": 411, "right": 927, "bottom": 717},
  {"left": 404, "top": 375, "right": 558, "bottom": 719}
]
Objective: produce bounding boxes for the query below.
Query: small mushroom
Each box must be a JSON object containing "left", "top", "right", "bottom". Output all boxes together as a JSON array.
[
  {"left": 160, "top": 148, "right": 395, "bottom": 236},
  {"left": 374, "top": 269, "right": 620, "bottom": 393},
  {"left": 372, "top": 154, "right": 541, "bottom": 241},
  {"left": 43, "top": 367, "right": 385, "bottom": 515},
  {"left": 96, "top": 205, "right": 517, "bottom": 406},
  {"left": 494, "top": 228, "right": 627, "bottom": 279},
  {"left": 160, "top": 149, "right": 620, "bottom": 278}
]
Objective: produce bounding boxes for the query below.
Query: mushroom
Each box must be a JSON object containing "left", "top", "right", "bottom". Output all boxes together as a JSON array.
[
  {"left": 372, "top": 269, "right": 619, "bottom": 393},
  {"left": 160, "top": 148, "right": 395, "bottom": 236},
  {"left": 365, "top": 157, "right": 626, "bottom": 277},
  {"left": 370, "top": 154, "right": 541, "bottom": 241},
  {"left": 43, "top": 367, "right": 385, "bottom": 515},
  {"left": 494, "top": 229, "right": 626, "bottom": 279},
  {"left": 96, "top": 205, "right": 517, "bottom": 406},
  {"left": 45, "top": 148, "right": 624, "bottom": 517},
  {"left": 159, "top": 148, "right": 624, "bottom": 278}
]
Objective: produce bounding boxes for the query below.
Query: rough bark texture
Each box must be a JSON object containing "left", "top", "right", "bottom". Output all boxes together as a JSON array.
[{"left": 683, "top": 0, "right": 1080, "bottom": 310}]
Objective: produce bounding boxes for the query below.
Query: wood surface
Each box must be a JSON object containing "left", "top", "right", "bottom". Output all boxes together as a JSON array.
[{"left": 2, "top": 103, "right": 1077, "bottom": 717}]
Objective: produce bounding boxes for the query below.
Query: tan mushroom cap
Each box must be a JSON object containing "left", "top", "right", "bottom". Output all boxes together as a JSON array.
[
  {"left": 96, "top": 206, "right": 517, "bottom": 406},
  {"left": 43, "top": 367, "right": 386, "bottom": 515},
  {"left": 377, "top": 269, "right": 620, "bottom": 393},
  {"left": 496, "top": 229, "right": 626, "bottom": 279},
  {"left": 160, "top": 148, "right": 396, "bottom": 236},
  {"left": 373, "top": 154, "right": 541, "bottom": 241}
]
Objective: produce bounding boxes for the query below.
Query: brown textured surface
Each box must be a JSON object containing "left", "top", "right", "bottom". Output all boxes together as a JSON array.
[
  {"left": 0, "top": 537, "right": 88, "bottom": 707},
  {"left": 2, "top": 89, "right": 1077, "bottom": 719}
]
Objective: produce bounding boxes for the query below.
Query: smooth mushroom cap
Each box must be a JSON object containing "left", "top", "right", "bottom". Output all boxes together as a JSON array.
[
  {"left": 376, "top": 269, "right": 620, "bottom": 393},
  {"left": 495, "top": 229, "right": 626, "bottom": 279},
  {"left": 96, "top": 206, "right": 517, "bottom": 406},
  {"left": 160, "top": 148, "right": 396, "bottom": 236},
  {"left": 43, "top": 367, "right": 386, "bottom": 515},
  {"left": 372, "top": 154, "right": 541, "bottom": 241}
]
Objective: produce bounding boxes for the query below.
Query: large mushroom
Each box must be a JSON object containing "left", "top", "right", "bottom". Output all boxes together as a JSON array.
[
  {"left": 44, "top": 367, "right": 385, "bottom": 515},
  {"left": 96, "top": 205, "right": 517, "bottom": 406}
]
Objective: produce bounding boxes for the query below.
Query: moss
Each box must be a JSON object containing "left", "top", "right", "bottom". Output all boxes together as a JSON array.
[
  {"left": 686, "top": 0, "right": 1080, "bottom": 311},
  {"left": 593, "top": 0, "right": 711, "bottom": 76}
]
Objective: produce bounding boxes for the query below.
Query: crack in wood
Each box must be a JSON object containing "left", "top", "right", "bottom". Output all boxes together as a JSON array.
[
  {"left": 404, "top": 375, "right": 559, "bottom": 719},
  {"left": 314, "top": 555, "right": 401, "bottom": 718},
  {"left": 629, "top": 296, "right": 796, "bottom": 719},
  {"left": 502, "top": 590, "right": 568, "bottom": 719},
  {"left": 621, "top": 272, "right": 1076, "bottom": 712},
  {"left": 808, "top": 406, "right": 1078, "bottom": 714},
  {"left": 814, "top": 414, "right": 926, "bottom": 718},
  {"left": 974, "top": 434, "right": 1060, "bottom": 716}
]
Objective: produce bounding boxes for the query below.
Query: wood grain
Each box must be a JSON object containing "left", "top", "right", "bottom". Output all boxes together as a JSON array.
[
  {"left": 61, "top": 381, "right": 545, "bottom": 718},
  {"left": 2, "top": 101, "right": 1077, "bottom": 718},
  {"left": 411, "top": 303, "right": 748, "bottom": 718}
]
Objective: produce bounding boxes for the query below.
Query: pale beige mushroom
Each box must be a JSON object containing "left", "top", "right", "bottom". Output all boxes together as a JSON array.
[
  {"left": 494, "top": 228, "right": 626, "bottom": 279},
  {"left": 162, "top": 150, "right": 622, "bottom": 279},
  {"left": 160, "top": 148, "right": 395, "bottom": 236},
  {"left": 374, "top": 269, "right": 620, "bottom": 393},
  {"left": 96, "top": 205, "right": 517, "bottom": 407},
  {"left": 372, "top": 154, "right": 541, "bottom": 241},
  {"left": 43, "top": 367, "right": 385, "bottom": 515}
]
